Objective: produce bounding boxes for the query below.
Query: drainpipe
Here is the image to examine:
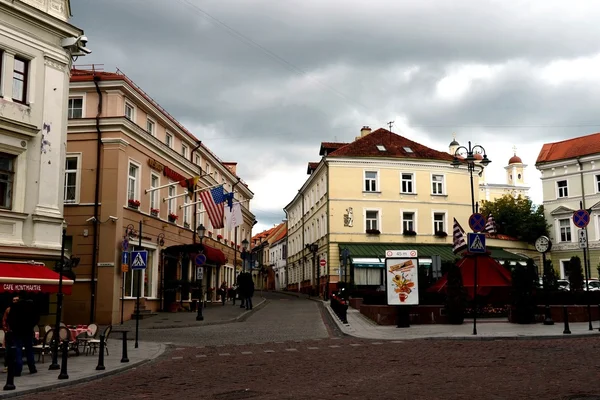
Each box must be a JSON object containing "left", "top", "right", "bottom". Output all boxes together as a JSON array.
[
  {"left": 191, "top": 141, "right": 202, "bottom": 244},
  {"left": 301, "top": 191, "right": 305, "bottom": 292},
  {"left": 90, "top": 75, "right": 103, "bottom": 323},
  {"left": 324, "top": 160, "right": 330, "bottom": 300},
  {"left": 577, "top": 158, "right": 591, "bottom": 278},
  {"left": 232, "top": 178, "right": 240, "bottom": 278},
  {"left": 284, "top": 210, "right": 289, "bottom": 290}
]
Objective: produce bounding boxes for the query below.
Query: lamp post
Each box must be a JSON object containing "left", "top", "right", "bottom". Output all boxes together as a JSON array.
[
  {"left": 452, "top": 141, "right": 491, "bottom": 336},
  {"left": 49, "top": 226, "right": 67, "bottom": 370},
  {"left": 196, "top": 224, "right": 206, "bottom": 321},
  {"left": 308, "top": 243, "right": 319, "bottom": 296}
]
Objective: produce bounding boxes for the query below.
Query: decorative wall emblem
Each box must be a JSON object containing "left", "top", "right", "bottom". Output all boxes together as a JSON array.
[
  {"left": 41, "top": 123, "right": 51, "bottom": 154},
  {"left": 343, "top": 207, "right": 354, "bottom": 227}
]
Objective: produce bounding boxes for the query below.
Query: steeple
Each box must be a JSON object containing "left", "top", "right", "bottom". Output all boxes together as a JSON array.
[
  {"left": 449, "top": 133, "right": 459, "bottom": 156},
  {"left": 505, "top": 145, "right": 526, "bottom": 186}
]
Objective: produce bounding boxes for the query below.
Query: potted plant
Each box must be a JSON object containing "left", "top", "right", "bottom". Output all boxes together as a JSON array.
[
  {"left": 168, "top": 213, "right": 179, "bottom": 223},
  {"left": 434, "top": 231, "right": 448, "bottom": 238},
  {"left": 365, "top": 229, "right": 380, "bottom": 235},
  {"left": 150, "top": 208, "right": 159, "bottom": 217},
  {"left": 403, "top": 230, "right": 417, "bottom": 236},
  {"left": 184, "top": 221, "right": 190, "bottom": 229},
  {"left": 208, "top": 231, "right": 213, "bottom": 238},
  {"left": 224, "top": 239, "right": 228, "bottom": 244},
  {"left": 128, "top": 199, "right": 140, "bottom": 210},
  {"left": 217, "top": 234, "right": 223, "bottom": 240}
]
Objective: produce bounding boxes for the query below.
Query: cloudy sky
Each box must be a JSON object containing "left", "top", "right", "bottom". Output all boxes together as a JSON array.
[{"left": 72, "top": 0, "right": 600, "bottom": 233}]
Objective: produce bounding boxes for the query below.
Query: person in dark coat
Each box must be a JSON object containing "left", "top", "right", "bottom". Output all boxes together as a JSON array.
[
  {"left": 8, "top": 297, "right": 38, "bottom": 375},
  {"left": 240, "top": 272, "right": 254, "bottom": 311},
  {"left": 237, "top": 273, "right": 245, "bottom": 309}
]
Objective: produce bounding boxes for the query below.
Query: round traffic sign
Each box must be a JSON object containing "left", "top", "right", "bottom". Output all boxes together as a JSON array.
[
  {"left": 468, "top": 213, "right": 486, "bottom": 232},
  {"left": 195, "top": 254, "right": 206, "bottom": 266},
  {"left": 573, "top": 209, "right": 590, "bottom": 228},
  {"left": 319, "top": 259, "right": 327, "bottom": 267}
]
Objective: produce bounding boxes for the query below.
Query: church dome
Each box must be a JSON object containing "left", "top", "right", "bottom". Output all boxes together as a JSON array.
[
  {"left": 450, "top": 139, "right": 459, "bottom": 146},
  {"left": 508, "top": 155, "right": 522, "bottom": 164}
]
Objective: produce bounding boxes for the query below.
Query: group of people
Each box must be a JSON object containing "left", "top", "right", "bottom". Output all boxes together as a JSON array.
[
  {"left": 2, "top": 295, "right": 39, "bottom": 376},
  {"left": 217, "top": 272, "right": 255, "bottom": 310}
]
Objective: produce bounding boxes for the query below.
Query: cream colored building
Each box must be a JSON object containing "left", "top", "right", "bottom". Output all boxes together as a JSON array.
[{"left": 284, "top": 127, "right": 531, "bottom": 295}]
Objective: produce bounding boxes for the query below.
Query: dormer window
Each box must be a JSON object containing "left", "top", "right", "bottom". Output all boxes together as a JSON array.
[
  {"left": 376, "top": 145, "right": 386, "bottom": 151},
  {"left": 403, "top": 147, "right": 413, "bottom": 153}
]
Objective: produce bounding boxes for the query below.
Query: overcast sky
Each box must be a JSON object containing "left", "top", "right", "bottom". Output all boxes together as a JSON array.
[{"left": 72, "top": 0, "right": 600, "bottom": 233}]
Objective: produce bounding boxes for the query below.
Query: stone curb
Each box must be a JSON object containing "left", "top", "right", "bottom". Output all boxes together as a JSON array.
[
  {"left": 0, "top": 343, "right": 168, "bottom": 399},
  {"left": 128, "top": 297, "right": 267, "bottom": 331},
  {"left": 323, "top": 302, "right": 600, "bottom": 342}
]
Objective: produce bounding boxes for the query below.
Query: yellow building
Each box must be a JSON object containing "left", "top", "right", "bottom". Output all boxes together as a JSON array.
[{"left": 284, "top": 127, "right": 532, "bottom": 295}]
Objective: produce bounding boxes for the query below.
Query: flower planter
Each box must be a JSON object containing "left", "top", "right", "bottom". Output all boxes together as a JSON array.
[
  {"left": 168, "top": 217, "right": 177, "bottom": 223},
  {"left": 184, "top": 222, "right": 190, "bottom": 229},
  {"left": 403, "top": 231, "right": 417, "bottom": 237},
  {"left": 128, "top": 205, "right": 139, "bottom": 210},
  {"left": 366, "top": 229, "right": 380, "bottom": 235},
  {"left": 150, "top": 211, "right": 158, "bottom": 217}
]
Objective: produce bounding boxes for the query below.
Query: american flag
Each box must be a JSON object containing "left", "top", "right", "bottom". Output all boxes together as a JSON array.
[
  {"left": 485, "top": 213, "right": 497, "bottom": 235},
  {"left": 199, "top": 185, "right": 225, "bottom": 229},
  {"left": 452, "top": 218, "right": 467, "bottom": 254}
]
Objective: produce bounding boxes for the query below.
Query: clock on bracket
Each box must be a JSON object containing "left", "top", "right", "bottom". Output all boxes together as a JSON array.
[{"left": 535, "top": 236, "right": 552, "bottom": 254}]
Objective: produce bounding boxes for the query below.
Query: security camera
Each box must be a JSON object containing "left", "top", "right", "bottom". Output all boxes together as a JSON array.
[
  {"left": 79, "top": 35, "right": 88, "bottom": 47},
  {"left": 85, "top": 216, "right": 97, "bottom": 223},
  {"left": 108, "top": 216, "right": 118, "bottom": 222}
]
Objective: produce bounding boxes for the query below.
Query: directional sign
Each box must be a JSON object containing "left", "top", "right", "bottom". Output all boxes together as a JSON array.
[
  {"left": 130, "top": 250, "right": 148, "bottom": 270},
  {"left": 467, "top": 233, "right": 486, "bottom": 253},
  {"left": 573, "top": 209, "right": 591, "bottom": 229},
  {"left": 196, "top": 266, "right": 204, "bottom": 280},
  {"left": 579, "top": 229, "right": 588, "bottom": 249},
  {"left": 195, "top": 254, "right": 206, "bottom": 266},
  {"left": 468, "top": 213, "right": 486, "bottom": 233},
  {"left": 121, "top": 251, "right": 129, "bottom": 266}
]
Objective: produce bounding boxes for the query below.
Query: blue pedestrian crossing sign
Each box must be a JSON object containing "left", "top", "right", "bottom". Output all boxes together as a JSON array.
[
  {"left": 131, "top": 250, "right": 148, "bottom": 270},
  {"left": 572, "top": 209, "right": 590, "bottom": 229},
  {"left": 467, "top": 233, "right": 486, "bottom": 253},
  {"left": 122, "top": 251, "right": 129, "bottom": 266}
]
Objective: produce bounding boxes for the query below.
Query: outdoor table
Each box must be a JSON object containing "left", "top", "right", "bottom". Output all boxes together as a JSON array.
[
  {"left": 111, "top": 328, "right": 129, "bottom": 363},
  {"left": 68, "top": 326, "right": 90, "bottom": 341}
]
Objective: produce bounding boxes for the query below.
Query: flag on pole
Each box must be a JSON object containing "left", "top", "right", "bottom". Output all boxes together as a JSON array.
[
  {"left": 485, "top": 213, "right": 497, "bottom": 235},
  {"left": 225, "top": 203, "right": 243, "bottom": 231},
  {"left": 452, "top": 218, "right": 467, "bottom": 254},
  {"left": 179, "top": 176, "right": 199, "bottom": 199},
  {"left": 223, "top": 192, "right": 234, "bottom": 211},
  {"left": 199, "top": 185, "right": 225, "bottom": 229}
]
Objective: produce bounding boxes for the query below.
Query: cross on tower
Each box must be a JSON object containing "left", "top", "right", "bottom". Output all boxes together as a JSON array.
[
  {"left": 452, "top": 132, "right": 457, "bottom": 140},
  {"left": 512, "top": 145, "right": 517, "bottom": 155}
]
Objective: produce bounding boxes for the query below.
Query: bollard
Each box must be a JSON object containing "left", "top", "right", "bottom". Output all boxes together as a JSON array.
[
  {"left": 598, "top": 305, "right": 600, "bottom": 332},
  {"left": 58, "top": 340, "right": 69, "bottom": 380},
  {"left": 543, "top": 305, "right": 554, "bottom": 325},
  {"left": 96, "top": 334, "right": 105, "bottom": 370},
  {"left": 3, "top": 338, "right": 15, "bottom": 391},
  {"left": 563, "top": 305, "right": 571, "bottom": 334},
  {"left": 121, "top": 331, "right": 129, "bottom": 363}
]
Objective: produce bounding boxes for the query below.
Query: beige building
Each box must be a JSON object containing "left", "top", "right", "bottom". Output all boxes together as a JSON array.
[
  {"left": 285, "top": 127, "right": 532, "bottom": 295},
  {"left": 64, "top": 66, "right": 254, "bottom": 324}
]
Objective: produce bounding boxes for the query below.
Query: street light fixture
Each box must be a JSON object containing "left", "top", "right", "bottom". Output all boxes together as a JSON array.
[
  {"left": 308, "top": 243, "right": 319, "bottom": 296},
  {"left": 241, "top": 238, "right": 249, "bottom": 272},
  {"left": 49, "top": 227, "right": 67, "bottom": 370},
  {"left": 196, "top": 224, "right": 205, "bottom": 321},
  {"left": 452, "top": 140, "right": 491, "bottom": 336}
]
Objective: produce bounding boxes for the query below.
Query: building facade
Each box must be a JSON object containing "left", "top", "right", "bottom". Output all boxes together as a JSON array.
[
  {"left": 536, "top": 132, "right": 600, "bottom": 279},
  {"left": 285, "top": 127, "right": 533, "bottom": 295},
  {"left": 270, "top": 226, "right": 287, "bottom": 290},
  {"left": 64, "top": 67, "right": 254, "bottom": 324}
]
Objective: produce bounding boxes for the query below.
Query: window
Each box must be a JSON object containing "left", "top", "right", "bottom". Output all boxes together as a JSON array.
[
  {"left": 64, "top": 156, "right": 79, "bottom": 203},
  {"left": 596, "top": 175, "right": 600, "bottom": 193},
  {"left": 12, "top": 57, "right": 28, "bottom": 103},
  {"left": 194, "top": 154, "right": 200, "bottom": 165},
  {"left": 402, "top": 212, "right": 414, "bottom": 232},
  {"left": 127, "top": 163, "right": 139, "bottom": 201},
  {"left": 183, "top": 196, "right": 191, "bottom": 226},
  {"left": 146, "top": 118, "right": 155, "bottom": 136},
  {"left": 557, "top": 180, "right": 568, "bottom": 198},
  {"left": 366, "top": 210, "right": 379, "bottom": 231},
  {"left": 432, "top": 175, "right": 444, "bottom": 195},
  {"left": 364, "top": 171, "right": 378, "bottom": 192},
  {"left": 401, "top": 173, "right": 414, "bottom": 193},
  {"left": 68, "top": 98, "right": 83, "bottom": 119},
  {"left": 182, "top": 144, "right": 188, "bottom": 158},
  {"left": 433, "top": 212, "right": 445, "bottom": 233},
  {"left": 125, "top": 247, "right": 156, "bottom": 298},
  {"left": 125, "top": 102, "right": 134, "bottom": 121},
  {"left": 0, "top": 153, "right": 15, "bottom": 209},
  {"left": 168, "top": 184, "right": 176, "bottom": 216},
  {"left": 559, "top": 218, "right": 571, "bottom": 242},
  {"left": 560, "top": 260, "right": 571, "bottom": 280},
  {"left": 205, "top": 163, "right": 211, "bottom": 175},
  {"left": 403, "top": 147, "right": 413, "bottom": 153},
  {"left": 376, "top": 145, "right": 386, "bottom": 151},
  {"left": 150, "top": 174, "right": 159, "bottom": 212},
  {"left": 354, "top": 268, "right": 383, "bottom": 285},
  {"left": 164, "top": 132, "right": 173, "bottom": 148}
]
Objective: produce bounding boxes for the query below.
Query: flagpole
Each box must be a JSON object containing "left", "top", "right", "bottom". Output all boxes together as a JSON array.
[
  {"left": 181, "top": 198, "right": 249, "bottom": 210},
  {"left": 164, "top": 184, "right": 231, "bottom": 203},
  {"left": 146, "top": 171, "right": 213, "bottom": 195}
]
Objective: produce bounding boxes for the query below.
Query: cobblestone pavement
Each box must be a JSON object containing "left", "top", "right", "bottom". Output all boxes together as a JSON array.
[{"left": 18, "top": 336, "right": 600, "bottom": 399}]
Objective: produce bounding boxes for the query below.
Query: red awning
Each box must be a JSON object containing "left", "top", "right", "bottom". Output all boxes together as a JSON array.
[
  {"left": 202, "top": 244, "right": 227, "bottom": 265},
  {"left": 0, "top": 263, "right": 73, "bottom": 295}
]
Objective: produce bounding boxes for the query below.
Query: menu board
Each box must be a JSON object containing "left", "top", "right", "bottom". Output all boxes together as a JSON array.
[{"left": 385, "top": 250, "right": 419, "bottom": 306}]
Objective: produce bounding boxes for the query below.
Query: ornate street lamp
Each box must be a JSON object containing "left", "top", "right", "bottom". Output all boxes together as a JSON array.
[
  {"left": 196, "top": 224, "right": 206, "bottom": 321},
  {"left": 241, "top": 238, "right": 249, "bottom": 272},
  {"left": 308, "top": 243, "right": 319, "bottom": 296}
]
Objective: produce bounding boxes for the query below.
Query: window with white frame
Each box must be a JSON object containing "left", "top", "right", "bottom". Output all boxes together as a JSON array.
[
  {"left": 64, "top": 156, "right": 79, "bottom": 203},
  {"left": 12, "top": 57, "right": 28, "bottom": 104},
  {"left": 183, "top": 196, "right": 191, "bottom": 226},
  {"left": 401, "top": 173, "right": 414, "bottom": 194},
  {"left": 205, "top": 162, "right": 211, "bottom": 175},
  {"left": 0, "top": 153, "right": 15, "bottom": 210},
  {"left": 168, "top": 184, "right": 176, "bottom": 216},
  {"left": 402, "top": 212, "right": 415, "bottom": 232},
  {"left": 366, "top": 210, "right": 379, "bottom": 231},
  {"left": 165, "top": 132, "right": 173, "bottom": 148},
  {"left": 559, "top": 218, "right": 571, "bottom": 242},
  {"left": 557, "top": 180, "right": 568, "bottom": 198},
  {"left": 432, "top": 175, "right": 445, "bottom": 195},
  {"left": 433, "top": 212, "right": 445, "bottom": 233},
  {"left": 68, "top": 98, "right": 83, "bottom": 119},
  {"left": 182, "top": 144, "right": 188, "bottom": 158},
  {"left": 596, "top": 175, "right": 600, "bottom": 193},
  {"left": 150, "top": 174, "right": 159, "bottom": 212},
  {"left": 125, "top": 102, "right": 135, "bottom": 121},
  {"left": 316, "top": 219, "right": 321, "bottom": 238},
  {"left": 124, "top": 246, "right": 156, "bottom": 298},
  {"left": 146, "top": 118, "right": 155, "bottom": 136},
  {"left": 194, "top": 154, "right": 201, "bottom": 165},
  {"left": 364, "top": 171, "right": 378, "bottom": 192},
  {"left": 560, "top": 260, "right": 570, "bottom": 279},
  {"left": 127, "top": 163, "right": 139, "bottom": 201}
]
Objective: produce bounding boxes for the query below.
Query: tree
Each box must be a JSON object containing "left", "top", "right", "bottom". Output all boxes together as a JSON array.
[
  {"left": 542, "top": 259, "right": 559, "bottom": 291},
  {"left": 568, "top": 256, "right": 584, "bottom": 291},
  {"left": 479, "top": 195, "right": 549, "bottom": 244}
]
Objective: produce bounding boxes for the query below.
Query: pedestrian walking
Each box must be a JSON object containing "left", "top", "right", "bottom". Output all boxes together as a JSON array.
[
  {"left": 2, "top": 296, "right": 18, "bottom": 373},
  {"left": 237, "top": 273, "right": 245, "bottom": 309},
  {"left": 219, "top": 281, "right": 228, "bottom": 306},
  {"left": 240, "top": 272, "right": 254, "bottom": 311},
  {"left": 8, "top": 295, "right": 38, "bottom": 376}
]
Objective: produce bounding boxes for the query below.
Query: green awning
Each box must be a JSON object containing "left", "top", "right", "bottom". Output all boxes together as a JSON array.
[
  {"left": 338, "top": 243, "right": 529, "bottom": 263},
  {"left": 352, "top": 257, "right": 384, "bottom": 268}
]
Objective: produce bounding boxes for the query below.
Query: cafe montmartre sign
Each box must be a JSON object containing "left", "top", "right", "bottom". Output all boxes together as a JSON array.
[{"left": 147, "top": 158, "right": 186, "bottom": 183}]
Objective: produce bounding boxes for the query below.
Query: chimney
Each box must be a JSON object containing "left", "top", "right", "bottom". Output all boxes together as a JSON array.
[
  {"left": 223, "top": 162, "right": 237, "bottom": 175},
  {"left": 357, "top": 126, "right": 371, "bottom": 140}
]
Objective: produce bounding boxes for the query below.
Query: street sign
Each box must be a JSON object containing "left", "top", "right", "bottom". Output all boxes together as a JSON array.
[
  {"left": 573, "top": 209, "right": 591, "bottom": 228},
  {"left": 121, "top": 264, "right": 129, "bottom": 273},
  {"left": 320, "top": 259, "right": 327, "bottom": 267},
  {"left": 195, "top": 254, "right": 206, "bottom": 266},
  {"left": 122, "top": 252, "right": 129, "bottom": 266},
  {"left": 122, "top": 239, "right": 129, "bottom": 251},
  {"left": 385, "top": 250, "right": 418, "bottom": 258},
  {"left": 468, "top": 213, "right": 486, "bottom": 232},
  {"left": 578, "top": 229, "right": 588, "bottom": 249},
  {"left": 196, "top": 266, "right": 203, "bottom": 280},
  {"left": 130, "top": 250, "right": 148, "bottom": 270},
  {"left": 467, "top": 233, "right": 486, "bottom": 253}
]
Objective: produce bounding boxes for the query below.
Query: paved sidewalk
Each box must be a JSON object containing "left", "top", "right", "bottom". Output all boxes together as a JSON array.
[
  {"left": 326, "top": 303, "right": 600, "bottom": 340},
  {"left": 0, "top": 341, "right": 165, "bottom": 399},
  {"left": 120, "top": 297, "right": 267, "bottom": 330}
]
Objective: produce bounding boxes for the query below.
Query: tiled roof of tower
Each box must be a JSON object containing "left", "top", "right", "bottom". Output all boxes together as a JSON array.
[
  {"left": 536, "top": 132, "right": 600, "bottom": 164},
  {"left": 307, "top": 162, "right": 320, "bottom": 174},
  {"left": 328, "top": 128, "right": 455, "bottom": 161},
  {"left": 320, "top": 142, "right": 349, "bottom": 156}
]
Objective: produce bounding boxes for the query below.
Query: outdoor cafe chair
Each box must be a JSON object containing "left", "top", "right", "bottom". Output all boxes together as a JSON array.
[
  {"left": 32, "top": 329, "right": 55, "bottom": 363},
  {"left": 44, "top": 325, "right": 51, "bottom": 333},
  {"left": 85, "top": 325, "right": 111, "bottom": 356},
  {"left": 76, "top": 323, "right": 98, "bottom": 354}
]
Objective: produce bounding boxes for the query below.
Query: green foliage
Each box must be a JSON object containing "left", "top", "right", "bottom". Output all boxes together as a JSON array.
[
  {"left": 445, "top": 262, "right": 467, "bottom": 324},
  {"left": 479, "top": 195, "right": 550, "bottom": 244},
  {"left": 542, "top": 259, "right": 559, "bottom": 291},
  {"left": 511, "top": 258, "right": 537, "bottom": 324},
  {"left": 568, "top": 256, "right": 584, "bottom": 291}
]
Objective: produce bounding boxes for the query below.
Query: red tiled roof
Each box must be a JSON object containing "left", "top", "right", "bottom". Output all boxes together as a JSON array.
[
  {"left": 536, "top": 132, "right": 600, "bottom": 164},
  {"left": 485, "top": 233, "right": 518, "bottom": 241},
  {"left": 328, "top": 128, "right": 454, "bottom": 161},
  {"left": 271, "top": 226, "right": 287, "bottom": 243},
  {"left": 307, "top": 162, "right": 319, "bottom": 174},
  {"left": 320, "top": 142, "right": 349, "bottom": 156}
]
